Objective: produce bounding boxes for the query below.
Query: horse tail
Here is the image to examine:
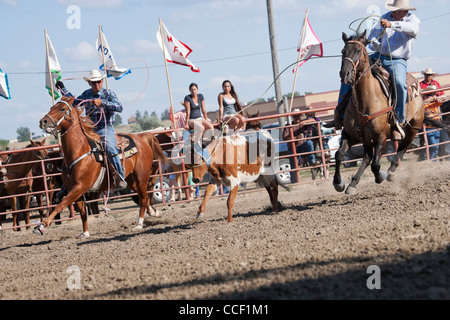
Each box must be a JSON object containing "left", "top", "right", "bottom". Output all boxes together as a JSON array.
[
  {"left": 423, "top": 114, "right": 450, "bottom": 131},
  {"left": 138, "top": 132, "right": 168, "bottom": 170}
]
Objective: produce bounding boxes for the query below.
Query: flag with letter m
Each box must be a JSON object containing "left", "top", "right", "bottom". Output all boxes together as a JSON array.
[{"left": 156, "top": 21, "right": 200, "bottom": 72}]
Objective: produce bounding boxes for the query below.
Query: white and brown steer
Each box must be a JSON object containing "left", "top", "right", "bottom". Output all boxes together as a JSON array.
[{"left": 190, "top": 131, "right": 289, "bottom": 223}]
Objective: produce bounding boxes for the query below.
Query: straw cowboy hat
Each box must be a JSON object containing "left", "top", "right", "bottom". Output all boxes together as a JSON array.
[
  {"left": 83, "top": 70, "right": 106, "bottom": 82},
  {"left": 421, "top": 67, "right": 436, "bottom": 75},
  {"left": 385, "top": 0, "right": 416, "bottom": 11}
]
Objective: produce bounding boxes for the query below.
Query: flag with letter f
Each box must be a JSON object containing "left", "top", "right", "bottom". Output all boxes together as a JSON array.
[{"left": 157, "top": 21, "right": 200, "bottom": 72}]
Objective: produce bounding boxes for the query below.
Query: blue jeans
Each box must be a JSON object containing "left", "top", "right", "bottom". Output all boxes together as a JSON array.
[
  {"left": 96, "top": 126, "right": 125, "bottom": 180},
  {"left": 419, "top": 128, "right": 441, "bottom": 160},
  {"left": 289, "top": 140, "right": 316, "bottom": 183}
]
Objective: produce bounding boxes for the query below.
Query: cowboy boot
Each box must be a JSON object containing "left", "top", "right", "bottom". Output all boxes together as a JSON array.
[{"left": 391, "top": 122, "right": 405, "bottom": 141}]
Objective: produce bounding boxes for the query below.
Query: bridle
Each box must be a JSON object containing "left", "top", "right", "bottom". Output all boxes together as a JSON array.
[
  {"left": 43, "top": 100, "right": 74, "bottom": 138},
  {"left": 342, "top": 40, "right": 376, "bottom": 86},
  {"left": 342, "top": 39, "right": 394, "bottom": 130}
]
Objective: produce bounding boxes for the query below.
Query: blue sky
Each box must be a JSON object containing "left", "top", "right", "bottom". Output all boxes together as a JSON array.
[{"left": 0, "top": 0, "right": 449, "bottom": 141}]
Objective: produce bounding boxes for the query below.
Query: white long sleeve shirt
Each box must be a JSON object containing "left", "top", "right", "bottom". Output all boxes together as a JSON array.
[{"left": 368, "top": 12, "right": 420, "bottom": 60}]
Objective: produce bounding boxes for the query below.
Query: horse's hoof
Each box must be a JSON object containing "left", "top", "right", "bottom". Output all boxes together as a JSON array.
[
  {"left": 33, "top": 224, "right": 45, "bottom": 235},
  {"left": 345, "top": 186, "right": 357, "bottom": 195},
  {"left": 150, "top": 208, "right": 161, "bottom": 218},
  {"left": 78, "top": 232, "right": 90, "bottom": 239},
  {"left": 376, "top": 170, "right": 387, "bottom": 184},
  {"left": 333, "top": 179, "right": 345, "bottom": 193},
  {"left": 387, "top": 169, "right": 396, "bottom": 182},
  {"left": 133, "top": 224, "right": 143, "bottom": 231}
]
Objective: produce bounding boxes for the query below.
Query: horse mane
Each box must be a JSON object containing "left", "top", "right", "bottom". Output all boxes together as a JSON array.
[{"left": 75, "top": 108, "right": 100, "bottom": 143}]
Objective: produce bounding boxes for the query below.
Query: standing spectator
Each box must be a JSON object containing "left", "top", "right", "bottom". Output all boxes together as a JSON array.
[
  {"left": 418, "top": 68, "right": 444, "bottom": 161},
  {"left": 283, "top": 108, "right": 318, "bottom": 183}
]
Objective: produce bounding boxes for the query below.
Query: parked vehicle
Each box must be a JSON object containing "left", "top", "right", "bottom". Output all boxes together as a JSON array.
[{"left": 261, "top": 123, "right": 291, "bottom": 185}]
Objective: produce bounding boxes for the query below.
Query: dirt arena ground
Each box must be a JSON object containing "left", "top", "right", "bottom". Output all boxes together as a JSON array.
[{"left": 0, "top": 159, "right": 449, "bottom": 301}]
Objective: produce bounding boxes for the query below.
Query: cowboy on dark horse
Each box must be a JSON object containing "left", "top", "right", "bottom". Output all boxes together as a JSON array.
[{"left": 326, "top": 0, "right": 420, "bottom": 142}]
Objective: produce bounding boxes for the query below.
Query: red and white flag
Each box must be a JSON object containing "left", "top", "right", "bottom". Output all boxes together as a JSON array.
[
  {"left": 157, "top": 21, "right": 200, "bottom": 73},
  {"left": 293, "top": 15, "right": 323, "bottom": 73}
]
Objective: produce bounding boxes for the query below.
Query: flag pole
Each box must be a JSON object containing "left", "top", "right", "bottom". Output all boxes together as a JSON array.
[
  {"left": 98, "top": 26, "right": 109, "bottom": 90},
  {"left": 288, "top": 8, "right": 309, "bottom": 117},
  {"left": 159, "top": 18, "right": 177, "bottom": 129},
  {"left": 44, "top": 29, "right": 56, "bottom": 105}
]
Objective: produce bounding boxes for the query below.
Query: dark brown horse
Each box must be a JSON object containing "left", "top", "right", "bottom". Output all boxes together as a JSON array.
[
  {"left": 37, "top": 97, "right": 166, "bottom": 238},
  {"left": 3, "top": 139, "right": 48, "bottom": 230},
  {"left": 334, "top": 31, "right": 425, "bottom": 195}
]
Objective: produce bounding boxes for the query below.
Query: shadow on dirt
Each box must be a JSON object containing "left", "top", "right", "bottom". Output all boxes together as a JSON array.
[{"left": 93, "top": 245, "right": 449, "bottom": 300}]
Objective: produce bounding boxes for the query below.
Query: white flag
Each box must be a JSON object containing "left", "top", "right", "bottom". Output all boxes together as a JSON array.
[
  {"left": 0, "top": 68, "right": 11, "bottom": 100},
  {"left": 293, "top": 15, "right": 323, "bottom": 72},
  {"left": 45, "top": 33, "right": 62, "bottom": 99},
  {"left": 156, "top": 21, "right": 200, "bottom": 73},
  {"left": 96, "top": 28, "right": 131, "bottom": 80}
]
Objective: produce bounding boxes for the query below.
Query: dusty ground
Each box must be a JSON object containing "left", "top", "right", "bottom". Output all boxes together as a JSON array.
[{"left": 0, "top": 159, "right": 449, "bottom": 301}]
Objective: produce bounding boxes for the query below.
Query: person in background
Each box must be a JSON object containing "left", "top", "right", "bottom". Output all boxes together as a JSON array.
[
  {"left": 184, "top": 83, "right": 214, "bottom": 146},
  {"left": 283, "top": 108, "right": 318, "bottom": 183},
  {"left": 418, "top": 68, "right": 445, "bottom": 161},
  {"left": 218, "top": 80, "right": 246, "bottom": 132}
]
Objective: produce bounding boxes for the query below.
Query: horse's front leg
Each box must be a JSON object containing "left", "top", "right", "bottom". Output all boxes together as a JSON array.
[
  {"left": 10, "top": 197, "right": 20, "bottom": 231},
  {"left": 346, "top": 145, "right": 374, "bottom": 195},
  {"left": 333, "top": 137, "right": 350, "bottom": 192},
  {"left": 34, "top": 185, "right": 89, "bottom": 235},
  {"left": 24, "top": 194, "right": 32, "bottom": 229},
  {"left": 196, "top": 183, "right": 217, "bottom": 221},
  {"left": 372, "top": 140, "right": 388, "bottom": 184}
]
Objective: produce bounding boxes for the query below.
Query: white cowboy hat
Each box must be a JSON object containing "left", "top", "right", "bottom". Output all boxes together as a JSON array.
[
  {"left": 83, "top": 70, "right": 106, "bottom": 82},
  {"left": 421, "top": 67, "right": 436, "bottom": 75},
  {"left": 385, "top": 0, "right": 416, "bottom": 11}
]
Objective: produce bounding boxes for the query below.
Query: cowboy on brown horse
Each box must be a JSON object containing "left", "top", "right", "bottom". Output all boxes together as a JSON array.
[{"left": 326, "top": 0, "right": 420, "bottom": 142}]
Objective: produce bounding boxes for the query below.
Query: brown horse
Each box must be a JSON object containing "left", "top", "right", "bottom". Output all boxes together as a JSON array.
[
  {"left": 3, "top": 139, "right": 48, "bottom": 230},
  {"left": 334, "top": 31, "right": 425, "bottom": 195},
  {"left": 37, "top": 96, "right": 166, "bottom": 238}
]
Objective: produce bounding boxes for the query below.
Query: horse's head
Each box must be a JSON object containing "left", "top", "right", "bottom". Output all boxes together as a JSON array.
[
  {"left": 27, "top": 138, "right": 48, "bottom": 161},
  {"left": 246, "top": 111, "right": 261, "bottom": 131},
  {"left": 39, "top": 96, "right": 75, "bottom": 136},
  {"left": 340, "top": 30, "right": 369, "bottom": 85}
]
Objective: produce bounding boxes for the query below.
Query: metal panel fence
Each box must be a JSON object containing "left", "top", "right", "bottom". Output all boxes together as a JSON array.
[{"left": 0, "top": 106, "right": 448, "bottom": 232}]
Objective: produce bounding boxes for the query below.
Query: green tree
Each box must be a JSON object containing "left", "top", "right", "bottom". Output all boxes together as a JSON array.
[
  {"left": 17, "top": 127, "right": 31, "bottom": 142},
  {"left": 161, "top": 108, "right": 170, "bottom": 121},
  {"left": 114, "top": 114, "right": 123, "bottom": 126},
  {"left": 133, "top": 110, "right": 161, "bottom": 131},
  {"left": 0, "top": 139, "right": 8, "bottom": 150}
]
